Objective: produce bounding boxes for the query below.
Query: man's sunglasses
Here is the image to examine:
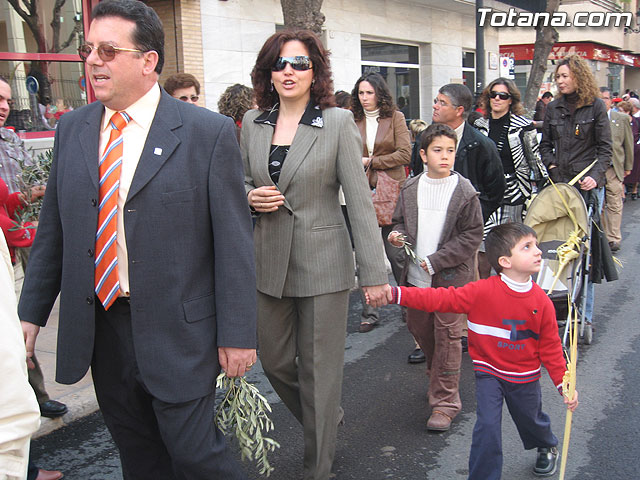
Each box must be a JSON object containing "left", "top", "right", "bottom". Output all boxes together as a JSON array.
[
  {"left": 489, "top": 91, "right": 511, "bottom": 100},
  {"left": 272, "top": 56, "right": 313, "bottom": 72},
  {"left": 179, "top": 95, "right": 199, "bottom": 103},
  {"left": 78, "top": 43, "right": 145, "bottom": 62}
]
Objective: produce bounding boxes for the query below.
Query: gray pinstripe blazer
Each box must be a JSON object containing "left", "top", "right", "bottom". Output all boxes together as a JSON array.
[{"left": 241, "top": 106, "right": 388, "bottom": 298}]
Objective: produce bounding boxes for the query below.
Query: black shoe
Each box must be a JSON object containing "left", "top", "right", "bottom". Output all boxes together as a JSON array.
[
  {"left": 408, "top": 348, "right": 426, "bottom": 364},
  {"left": 534, "top": 446, "right": 559, "bottom": 476},
  {"left": 609, "top": 241, "right": 620, "bottom": 252},
  {"left": 461, "top": 337, "right": 468, "bottom": 353},
  {"left": 40, "top": 400, "right": 68, "bottom": 418}
]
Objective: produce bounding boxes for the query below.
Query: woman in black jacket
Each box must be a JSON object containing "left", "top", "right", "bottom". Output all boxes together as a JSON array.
[
  {"left": 539, "top": 55, "right": 612, "bottom": 189},
  {"left": 539, "top": 54, "right": 614, "bottom": 326}
]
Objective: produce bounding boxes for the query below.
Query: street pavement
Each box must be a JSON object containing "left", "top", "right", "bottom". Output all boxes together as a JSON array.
[{"left": 30, "top": 200, "right": 640, "bottom": 479}]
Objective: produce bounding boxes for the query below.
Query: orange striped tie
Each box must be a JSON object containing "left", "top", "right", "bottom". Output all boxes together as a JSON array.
[{"left": 95, "top": 111, "right": 130, "bottom": 310}]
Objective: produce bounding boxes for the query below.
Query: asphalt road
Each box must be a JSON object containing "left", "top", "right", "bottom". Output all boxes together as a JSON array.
[{"left": 32, "top": 201, "right": 640, "bottom": 479}]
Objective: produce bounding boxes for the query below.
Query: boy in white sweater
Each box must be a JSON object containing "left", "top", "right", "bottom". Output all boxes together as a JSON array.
[{"left": 387, "top": 123, "right": 484, "bottom": 431}]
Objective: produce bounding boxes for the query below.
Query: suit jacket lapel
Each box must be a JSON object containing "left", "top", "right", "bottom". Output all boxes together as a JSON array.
[
  {"left": 373, "top": 116, "right": 391, "bottom": 155},
  {"left": 78, "top": 102, "right": 104, "bottom": 192},
  {"left": 357, "top": 119, "right": 367, "bottom": 157},
  {"left": 251, "top": 122, "right": 275, "bottom": 188},
  {"left": 277, "top": 124, "right": 317, "bottom": 194},
  {"left": 127, "top": 93, "right": 181, "bottom": 202}
]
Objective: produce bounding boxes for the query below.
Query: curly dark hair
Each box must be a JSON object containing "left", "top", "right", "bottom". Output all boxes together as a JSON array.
[
  {"left": 218, "top": 84, "right": 254, "bottom": 123},
  {"left": 477, "top": 77, "right": 524, "bottom": 117},
  {"left": 251, "top": 30, "right": 335, "bottom": 110},
  {"left": 350, "top": 72, "right": 396, "bottom": 121}
]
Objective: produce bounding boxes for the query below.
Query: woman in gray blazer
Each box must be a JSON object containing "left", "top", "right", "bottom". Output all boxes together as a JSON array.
[{"left": 241, "top": 30, "right": 388, "bottom": 480}]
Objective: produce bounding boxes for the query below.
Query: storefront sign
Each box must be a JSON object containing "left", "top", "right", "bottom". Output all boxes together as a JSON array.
[{"left": 500, "top": 42, "right": 640, "bottom": 67}]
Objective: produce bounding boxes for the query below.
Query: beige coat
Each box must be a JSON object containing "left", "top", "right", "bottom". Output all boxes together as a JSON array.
[
  {"left": 242, "top": 106, "right": 387, "bottom": 298},
  {"left": 0, "top": 231, "right": 40, "bottom": 480},
  {"left": 609, "top": 110, "right": 634, "bottom": 181}
]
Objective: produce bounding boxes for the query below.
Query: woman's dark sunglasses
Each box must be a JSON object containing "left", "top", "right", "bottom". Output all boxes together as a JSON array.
[
  {"left": 78, "top": 43, "right": 144, "bottom": 62},
  {"left": 489, "top": 91, "right": 511, "bottom": 100},
  {"left": 272, "top": 56, "right": 313, "bottom": 72}
]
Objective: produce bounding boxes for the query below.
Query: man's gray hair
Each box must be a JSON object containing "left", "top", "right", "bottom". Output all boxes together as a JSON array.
[
  {"left": 599, "top": 86, "right": 611, "bottom": 95},
  {"left": 629, "top": 97, "right": 640, "bottom": 110},
  {"left": 438, "top": 83, "right": 473, "bottom": 118}
]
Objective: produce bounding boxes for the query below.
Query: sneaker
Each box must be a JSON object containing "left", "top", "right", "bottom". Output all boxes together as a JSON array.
[{"left": 534, "top": 446, "right": 559, "bottom": 476}]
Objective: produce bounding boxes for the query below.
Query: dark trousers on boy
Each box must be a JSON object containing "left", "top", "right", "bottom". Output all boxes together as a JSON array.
[{"left": 468, "top": 373, "right": 558, "bottom": 480}]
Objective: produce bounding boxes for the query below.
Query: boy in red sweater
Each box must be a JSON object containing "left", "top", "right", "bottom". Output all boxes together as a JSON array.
[{"left": 368, "top": 222, "right": 579, "bottom": 478}]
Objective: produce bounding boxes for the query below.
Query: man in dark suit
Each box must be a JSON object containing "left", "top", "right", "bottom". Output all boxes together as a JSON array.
[
  {"left": 18, "top": 1, "right": 256, "bottom": 478},
  {"left": 432, "top": 83, "right": 505, "bottom": 223}
]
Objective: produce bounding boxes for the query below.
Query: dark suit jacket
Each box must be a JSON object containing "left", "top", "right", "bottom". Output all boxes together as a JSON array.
[
  {"left": 18, "top": 89, "right": 257, "bottom": 403},
  {"left": 455, "top": 123, "right": 505, "bottom": 222}
]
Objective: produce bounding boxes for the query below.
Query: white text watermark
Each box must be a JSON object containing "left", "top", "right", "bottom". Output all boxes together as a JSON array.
[{"left": 478, "top": 7, "right": 634, "bottom": 28}]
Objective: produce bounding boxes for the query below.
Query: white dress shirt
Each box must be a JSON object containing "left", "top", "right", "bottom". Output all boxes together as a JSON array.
[{"left": 98, "top": 83, "right": 161, "bottom": 296}]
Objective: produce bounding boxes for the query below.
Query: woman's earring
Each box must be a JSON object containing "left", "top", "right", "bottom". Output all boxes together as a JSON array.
[{"left": 270, "top": 81, "right": 274, "bottom": 92}]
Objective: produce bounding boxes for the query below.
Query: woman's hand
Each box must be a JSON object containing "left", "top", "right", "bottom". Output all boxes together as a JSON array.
[
  {"left": 248, "top": 185, "right": 285, "bottom": 213},
  {"left": 578, "top": 176, "right": 597, "bottom": 191},
  {"left": 387, "top": 231, "right": 405, "bottom": 248}
]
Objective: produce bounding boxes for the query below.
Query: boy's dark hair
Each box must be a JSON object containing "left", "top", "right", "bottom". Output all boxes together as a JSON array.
[
  {"left": 485, "top": 222, "right": 537, "bottom": 273},
  {"left": 419, "top": 123, "right": 457, "bottom": 151},
  {"left": 541, "top": 91, "right": 553, "bottom": 99},
  {"left": 92, "top": 0, "right": 165, "bottom": 75}
]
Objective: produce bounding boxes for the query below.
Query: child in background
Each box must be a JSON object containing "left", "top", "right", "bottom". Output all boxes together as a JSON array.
[
  {"left": 369, "top": 222, "right": 579, "bottom": 478},
  {"left": 388, "top": 123, "right": 483, "bottom": 431}
]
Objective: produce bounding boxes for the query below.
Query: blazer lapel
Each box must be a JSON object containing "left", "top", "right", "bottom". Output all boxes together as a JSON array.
[
  {"left": 251, "top": 122, "right": 276, "bottom": 188},
  {"left": 277, "top": 124, "right": 317, "bottom": 194},
  {"left": 373, "top": 116, "right": 391, "bottom": 155},
  {"left": 356, "top": 119, "right": 367, "bottom": 157},
  {"left": 78, "top": 102, "right": 104, "bottom": 192},
  {"left": 127, "top": 93, "right": 181, "bottom": 202}
]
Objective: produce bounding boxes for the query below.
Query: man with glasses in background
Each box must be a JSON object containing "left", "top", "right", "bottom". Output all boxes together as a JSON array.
[
  {"left": 164, "top": 73, "right": 201, "bottom": 105},
  {"left": 18, "top": 1, "right": 256, "bottom": 478},
  {"left": 432, "top": 83, "right": 504, "bottom": 224}
]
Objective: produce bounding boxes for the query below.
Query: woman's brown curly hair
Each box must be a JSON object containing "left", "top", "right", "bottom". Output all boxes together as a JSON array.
[
  {"left": 217, "top": 84, "right": 255, "bottom": 123},
  {"left": 477, "top": 77, "right": 524, "bottom": 117},
  {"left": 554, "top": 54, "right": 600, "bottom": 109},
  {"left": 350, "top": 72, "right": 396, "bottom": 121},
  {"left": 251, "top": 30, "right": 335, "bottom": 110}
]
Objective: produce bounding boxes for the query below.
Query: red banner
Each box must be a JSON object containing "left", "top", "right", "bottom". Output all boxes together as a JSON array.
[{"left": 500, "top": 42, "right": 640, "bottom": 67}]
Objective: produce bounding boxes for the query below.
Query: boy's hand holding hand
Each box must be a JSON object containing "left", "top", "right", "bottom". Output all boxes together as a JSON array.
[
  {"left": 564, "top": 390, "right": 579, "bottom": 412},
  {"left": 387, "top": 231, "right": 405, "bottom": 248},
  {"left": 364, "top": 284, "right": 393, "bottom": 307}
]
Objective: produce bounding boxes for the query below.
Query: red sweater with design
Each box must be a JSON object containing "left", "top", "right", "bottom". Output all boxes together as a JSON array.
[{"left": 392, "top": 276, "right": 566, "bottom": 390}]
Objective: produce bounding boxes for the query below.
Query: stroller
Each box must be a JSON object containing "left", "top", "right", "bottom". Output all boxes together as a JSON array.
[{"left": 523, "top": 183, "right": 595, "bottom": 346}]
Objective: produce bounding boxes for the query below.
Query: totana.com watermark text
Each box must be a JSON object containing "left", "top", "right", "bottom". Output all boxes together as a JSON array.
[{"left": 478, "top": 7, "right": 634, "bottom": 28}]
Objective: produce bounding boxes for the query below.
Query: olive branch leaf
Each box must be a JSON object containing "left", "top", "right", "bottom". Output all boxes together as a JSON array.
[{"left": 215, "top": 372, "right": 280, "bottom": 477}]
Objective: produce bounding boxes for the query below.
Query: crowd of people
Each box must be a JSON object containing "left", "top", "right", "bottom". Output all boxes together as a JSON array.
[{"left": 1, "top": 0, "right": 634, "bottom": 479}]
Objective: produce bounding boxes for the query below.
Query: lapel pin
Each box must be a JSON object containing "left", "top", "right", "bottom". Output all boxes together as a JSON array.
[{"left": 154, "top": 147, "right": 163, "bottom": 156}]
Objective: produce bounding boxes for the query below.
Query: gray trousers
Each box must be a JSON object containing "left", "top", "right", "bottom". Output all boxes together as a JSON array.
[{"left": 257, "top": 290, "right": 349, "bottom": 480}]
